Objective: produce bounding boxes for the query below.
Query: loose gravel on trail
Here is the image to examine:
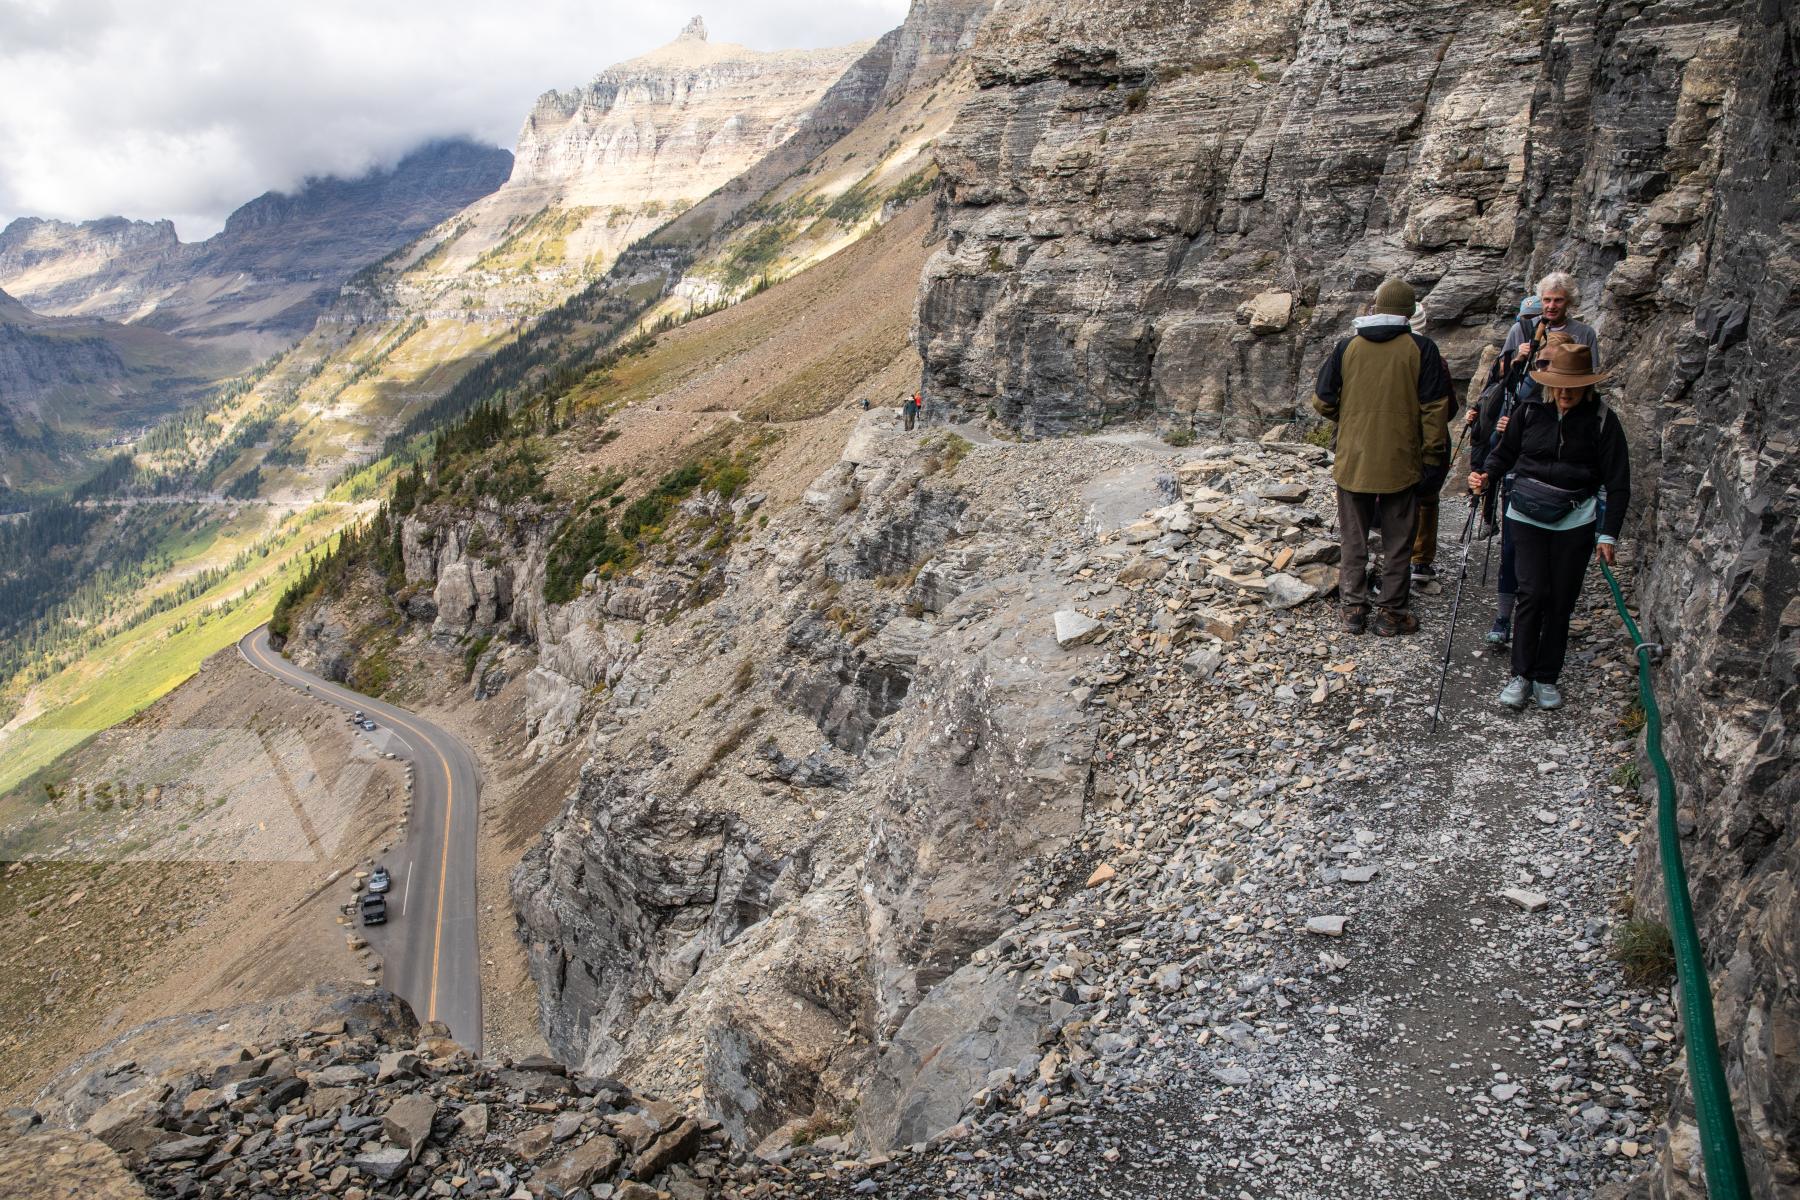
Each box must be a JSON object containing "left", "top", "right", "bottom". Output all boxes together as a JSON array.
[{"left": 770, "top": 437, "right": 1670, "bottom": 1200}]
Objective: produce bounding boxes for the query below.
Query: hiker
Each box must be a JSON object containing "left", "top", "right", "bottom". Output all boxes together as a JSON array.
[
  {"left": 1408, "top": 407, "right": 1452, "bottom": 589},
  {"left": 1468, "top": 343, "right": 1630, "bottom": 711},
  {"left": 1501, "top": 272, "right": 1598, "bottom": 368},
  {"left": 1472, "top": 329, "right": 1576, "bottom": 644},
  {"left": 903, "top": 392, "right": 922, "bottom": 431},
  {"left": 1463, "top": 295, "right": 1542, "bottom": 432},
  {"left": 1312, "top": 278, "right": 1453, "bottom": 636}
]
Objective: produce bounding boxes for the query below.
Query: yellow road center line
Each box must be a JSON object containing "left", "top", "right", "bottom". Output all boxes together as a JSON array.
[{"left": 243, "top": 630, "right": 457, "bottom": 1026}]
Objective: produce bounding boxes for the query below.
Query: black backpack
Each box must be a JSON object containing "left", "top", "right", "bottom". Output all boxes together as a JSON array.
[{"left": 1477, "top": 316, "right": 1540, "bottom": 408}]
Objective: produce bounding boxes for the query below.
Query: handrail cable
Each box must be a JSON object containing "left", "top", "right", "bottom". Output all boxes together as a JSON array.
[{"left": 1599, "top": 561, "right": 1751, "bottom": 1199}]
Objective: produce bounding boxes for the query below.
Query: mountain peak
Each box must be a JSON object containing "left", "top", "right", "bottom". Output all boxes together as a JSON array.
[{"left": 679, "top": 15, "right": 707, "bottom": 41}]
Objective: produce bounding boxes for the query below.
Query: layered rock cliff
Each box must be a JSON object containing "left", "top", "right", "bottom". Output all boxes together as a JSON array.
[
  {"left": 917, "top": 0, "right": 1555, "bottom": 434},
  {"left": 0, "top": 139, "right": 514, "bottom": 355},
  {"left": 398, "top": 19, "right": 871, "bottom": 311},
  {"left": 511, "top": 18, "right": 859, "bottom": 200},
  {"left": 916, "top": 0, "right": 1797, "bottom": 1190}
]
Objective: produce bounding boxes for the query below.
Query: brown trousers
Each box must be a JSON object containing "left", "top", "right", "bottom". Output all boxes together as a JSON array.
[
  {"left": 1412, "top": 494, "right": 1439, "bottom": 567},
  {"left": 1337, "top": 487, "right": 1419, "bottom": 611}
]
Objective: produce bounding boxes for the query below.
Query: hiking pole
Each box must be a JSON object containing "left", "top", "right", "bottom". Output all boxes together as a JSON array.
[
  {"left": 1479, "top": 485, "right": 1498, "bottom": 585},
  {"left": 1428, "top": 494, "right": 1480, "bottom": 734}
]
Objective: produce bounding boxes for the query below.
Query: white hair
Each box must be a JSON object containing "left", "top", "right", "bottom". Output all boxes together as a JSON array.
[{"left": 1536, "top": 271, "right": 1578, "bottom": 301}]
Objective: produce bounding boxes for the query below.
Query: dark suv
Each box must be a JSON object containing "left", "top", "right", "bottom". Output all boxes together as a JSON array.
[{"left": 360, "top": 892, "right": 388, "bottom": 926}]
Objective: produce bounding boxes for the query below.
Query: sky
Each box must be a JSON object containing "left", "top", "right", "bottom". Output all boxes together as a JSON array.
[{"left": 0, "top": 0, "right": 909, "bottom": 240}]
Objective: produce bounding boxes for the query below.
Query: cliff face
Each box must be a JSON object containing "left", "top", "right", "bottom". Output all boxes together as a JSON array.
[
  {"left": 918, "top": 0, "right": 1545, "bottom": 434},
  {"left": 917, "top": 0, "right": 1797, "bottom": 1190},
  {"left": 0, "top": 138, "right": 513, "bottom": 352},
  {"left": 0, "top": 288, "right": 235, "bottom": 492},
  {"left": 433, "top": 19, "right": 868, "bottom": 299},
  {"left": 0, "top": 218, "right": 180, "bottom": 323},
  {"left": 511, "top": 18, "right": 863, "bottom": 201},
  {"left": 1595, "top": 5, "right": 1796, "bottom": 1196}
]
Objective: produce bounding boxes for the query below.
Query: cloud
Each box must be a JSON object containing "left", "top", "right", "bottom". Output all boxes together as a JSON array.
[{"left": 0, "top": 1, "right": 909, "bottom": 239}]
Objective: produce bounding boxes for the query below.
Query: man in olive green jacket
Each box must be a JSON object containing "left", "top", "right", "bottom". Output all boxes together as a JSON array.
[{"left": 1311, "top": 278, "right": 1453, "bottom": 635}]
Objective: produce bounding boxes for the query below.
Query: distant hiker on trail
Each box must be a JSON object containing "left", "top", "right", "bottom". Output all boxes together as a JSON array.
[
  {"left": 1471, "top": 329, "right": 1576, "bottom": 644},
  {"left": 1468, "top": 343, "right": 1630, "bottom": 712},
  {"left": 903, "top": 391, "right": 922, "bottom": 431},
  {"left": 1312, "top": 278, "right": 1454, "bottom": 637}
]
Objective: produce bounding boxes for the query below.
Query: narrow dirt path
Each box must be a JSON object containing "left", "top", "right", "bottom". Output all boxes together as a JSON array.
[{"left": 795, "top": 466, "right": 1676, "bottom": 1200}]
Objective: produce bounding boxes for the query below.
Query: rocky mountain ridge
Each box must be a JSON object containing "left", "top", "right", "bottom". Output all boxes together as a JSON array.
[
  {"left": 0, "top": 139, "right": 514, "bottom": 356},
  {"left": 366, "top": 20, "right": 871, "bottom": 328}
]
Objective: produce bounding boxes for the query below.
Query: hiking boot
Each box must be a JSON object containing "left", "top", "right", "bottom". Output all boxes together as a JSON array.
[
  {"left": 1341, "top": 605, "right": 1369, "bottom": 635},
  {"left": 1373, "top": 608, "right": 1419, "bottom": 637},
  {"left": 1410, "top": 562, "right": 1437, "bottom": 582},
  {"left": 1498, "top": 676, "right": 1531, "bottom": 710},
  {"left": 1533, "top": 681, "right": 1564, "bottom": 710},
  {"left": 1485, "top": 616, "right": 1511, "bottom": 645}
]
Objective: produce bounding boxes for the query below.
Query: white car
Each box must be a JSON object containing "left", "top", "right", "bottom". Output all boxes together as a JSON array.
[{"left": 368, "top": 865, "right": 392, "bottom": 894}]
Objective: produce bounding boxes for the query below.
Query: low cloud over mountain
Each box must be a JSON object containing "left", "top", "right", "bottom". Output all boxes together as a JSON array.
[{"left": 0, "top": 0, "right": 904, "bottom": 238}]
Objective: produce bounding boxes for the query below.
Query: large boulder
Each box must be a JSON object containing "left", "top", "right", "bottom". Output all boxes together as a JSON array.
[{"left": 856, "top": 962, "right": 1050, "bottom": 1149}]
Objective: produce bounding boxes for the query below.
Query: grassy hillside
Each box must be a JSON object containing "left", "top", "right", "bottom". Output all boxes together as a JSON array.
[{"left": 0, "top": 501, "right": 356, "bottom": 795}]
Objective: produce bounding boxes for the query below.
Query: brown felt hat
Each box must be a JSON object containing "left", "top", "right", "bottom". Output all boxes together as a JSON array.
[{"left": 1530, "top": 342, "right": 1609, "bottom": 388}]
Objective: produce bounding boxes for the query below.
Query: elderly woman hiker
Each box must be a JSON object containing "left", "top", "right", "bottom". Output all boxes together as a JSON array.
[{"left": 1467, "top": 343, "right": 1630, "bottom": 711}]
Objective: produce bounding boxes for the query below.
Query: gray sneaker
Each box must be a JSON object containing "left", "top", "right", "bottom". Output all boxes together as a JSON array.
[
  {"left": 1498, "top": 676, "right": 1531, "bottom": 710},
  {"left": 1534, "top": 681, "right": 1564, "bottom": 710}
]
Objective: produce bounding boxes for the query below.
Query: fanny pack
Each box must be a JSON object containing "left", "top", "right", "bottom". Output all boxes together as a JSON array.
[{"left": 1510, "top": 476, "right": 1592, "bottom": 524}]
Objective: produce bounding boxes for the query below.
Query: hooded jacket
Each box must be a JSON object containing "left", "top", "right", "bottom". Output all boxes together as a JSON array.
[
  {"left": 1312, "top": 315, "right": 1453, "bottom": 494},
  {"left": 1483, "top": 393, "right": 1631, "bottom": 539}
]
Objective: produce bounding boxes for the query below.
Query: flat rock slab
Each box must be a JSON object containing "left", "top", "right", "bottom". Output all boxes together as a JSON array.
[
  {"left": 1502, "top": 888, "right": 1551, "bottom": 912},
  {"left": 1053, "top": 610, "right": 1103, "bottom": 648},
  {"left": 382, "top": 1094, "right": 435, "bottom": 1153},
  {"left": 540, "top": 1135, "right": 623, "bottom": 1193},
  {"left": 1263, "top": 572, "right": 1319, "bottom": 609},
  {"left": 147, "top": 1134, "right": 215, "bottom": 1164},
  {"left": 1341, "top": 865, "right": 1379, "bottom": 883},
  {"left": 353, "top": 1145, "right": 411, "bottom": 1182},
  {"left": 1306, "top": 915, "right": 1348, "bottom": 936}
]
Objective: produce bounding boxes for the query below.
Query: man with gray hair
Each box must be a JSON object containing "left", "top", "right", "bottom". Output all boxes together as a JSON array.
[{"left": 1502, "top": 271, "right": 1598, "bottom": 367}]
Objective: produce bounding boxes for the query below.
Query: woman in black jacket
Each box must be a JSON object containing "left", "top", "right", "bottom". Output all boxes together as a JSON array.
[
  {"left": 1467, "top": 343, "right": 1630, "bottom": 711},
  {"left": 1467, "top": 330, "right": 1576, "bottom": 646}
]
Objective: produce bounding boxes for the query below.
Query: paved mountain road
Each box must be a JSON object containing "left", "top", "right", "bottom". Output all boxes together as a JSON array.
[{"left": 238, "top": 626, "right": 483, "bottom": 1053}]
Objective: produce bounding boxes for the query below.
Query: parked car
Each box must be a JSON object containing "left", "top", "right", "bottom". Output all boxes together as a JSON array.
[
  {"left": 354, "top": 711, "right": 365, "bottom": 721},
  {"left": 368, "top": 865, "right": 391, "bottom": 894},
  {"left": 360, "top": 893, "right": 387, "bottom": 926}
]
